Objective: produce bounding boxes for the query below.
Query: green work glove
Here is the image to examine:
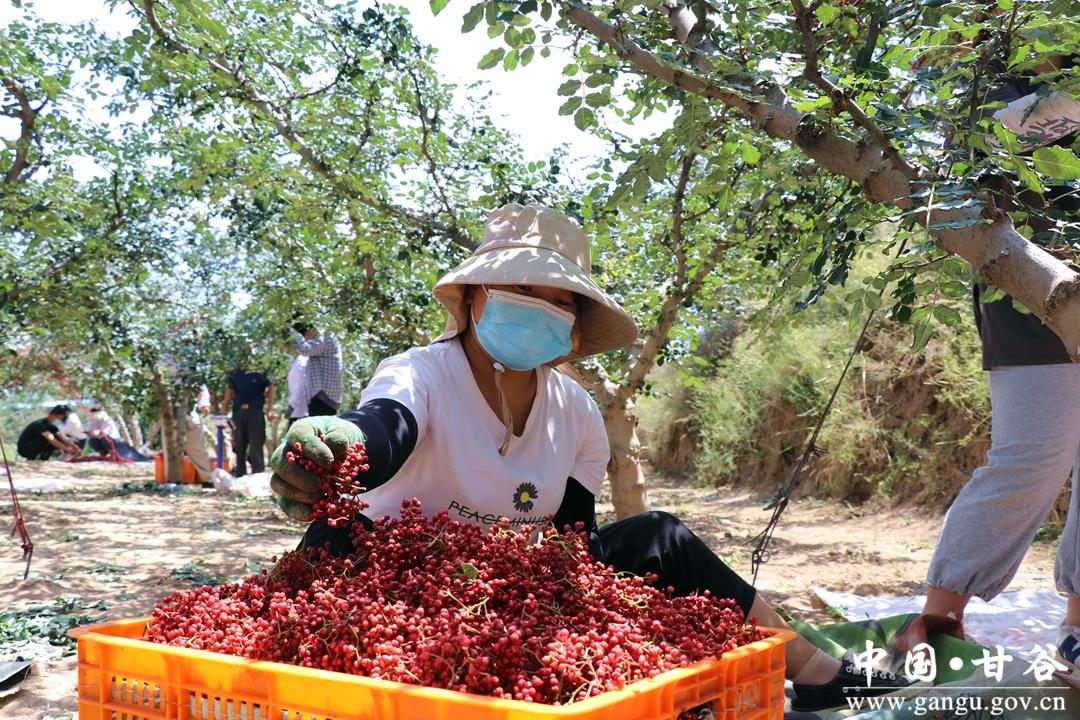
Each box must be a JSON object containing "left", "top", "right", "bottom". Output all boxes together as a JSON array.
[{"left": 269, "top": 416, "right": 365, "bottom": 522}]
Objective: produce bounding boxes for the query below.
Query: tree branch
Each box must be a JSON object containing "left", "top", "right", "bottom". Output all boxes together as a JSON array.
[
  {"left": 560, "top": 3, "right": 1080, "bottom": 359},
  {"left": 621, "top": 152, "right": 698, "bottom": 399},
  {"left": 347, "top": 210, "right": 431, "bottom": 347},
  {"left": 2, "top": 76, "right": 40, "bottom": 183},
  {"left": 136, "top": 0, "right": 475, "bottom": 251},
  {"left": 790, "top": 0, "right": 919, "bottom": 181}
]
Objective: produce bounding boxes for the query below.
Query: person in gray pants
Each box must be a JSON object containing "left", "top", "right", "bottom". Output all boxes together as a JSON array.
[{"left": 898, "top": 51, "right": 1080, "bottom": 664}]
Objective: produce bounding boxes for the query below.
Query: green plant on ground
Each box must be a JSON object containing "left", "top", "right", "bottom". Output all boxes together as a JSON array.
[
  {"left": 170, "top": 561, "right": 228, "bottom": 587},
  {"left": 0, "top": 597, "right": 108, "bottom": 661}
]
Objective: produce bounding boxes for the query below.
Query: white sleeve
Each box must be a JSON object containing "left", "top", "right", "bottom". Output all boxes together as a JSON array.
[
  {"left": 358, "top": 351, "right": 431, "bottom": 444},
  {"left": 992, "top": 91, "right": 1080, "bottom": 149},
  {"left": 570, "top": 397, "right": 610, "bottom": 496}
]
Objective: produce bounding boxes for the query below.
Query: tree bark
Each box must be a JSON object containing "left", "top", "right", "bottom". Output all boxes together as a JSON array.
[
  {"left": 113, "top": 411, "right": 133, "bottom": 446},
  {"left": 145, "top": 419, "right": 160, "bottom": 450},
  {"left": 151, "top": 368, "right": 183, "bottom": 483},
  {"left": 1, "top": 76, "right": 39, "bottom": 183},
  {"left": 585, "top": 367, "right": 651, "bottom": 518},
  {"left": 130, "top": 414, "right": 144, "bottom": 448}
]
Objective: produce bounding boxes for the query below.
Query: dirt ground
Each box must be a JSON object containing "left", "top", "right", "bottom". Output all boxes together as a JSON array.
[{"left": 0, "top": 461, "right": 1061, "bottom": 719}]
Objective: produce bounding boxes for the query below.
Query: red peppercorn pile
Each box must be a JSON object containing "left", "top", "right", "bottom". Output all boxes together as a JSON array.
[
  {"left": 145, "top": 500, "right": 761, "bottom": 706},
  {"left": 284, "top": 440, "right": 369, "bottom": 527}
]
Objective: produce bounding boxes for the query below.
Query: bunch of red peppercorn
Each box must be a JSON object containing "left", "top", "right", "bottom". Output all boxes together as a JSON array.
[
  {"left": 284, "top": 440, "right": 369, "bottom": 527},
  {"left": 145, "top": 499, "right": 761, "bottom": 706}
]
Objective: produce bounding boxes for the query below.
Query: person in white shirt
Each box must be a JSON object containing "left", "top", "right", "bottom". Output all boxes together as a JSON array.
[
  {"left": 286, "top": 352, "right": 310, "bottom": 426},
  {"left": 184, "top": 386, "right": 215, "bottom": 482},
  {"left": 85, "top": 406, "right": 120, "bottom": 439},
  {"left": 59, "top": 411, "right": 88, "bottom": 451},
  {"left": 85, "top": 404, "right": 150, "bottom": 462},
  {"left": 268, "top": 204, "right": 908, "bottom": 710}
]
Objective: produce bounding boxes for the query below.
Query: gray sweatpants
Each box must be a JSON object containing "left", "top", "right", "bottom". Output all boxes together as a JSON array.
[{"left": 928, "top": 363, "right": 1080, "bottom": 600}]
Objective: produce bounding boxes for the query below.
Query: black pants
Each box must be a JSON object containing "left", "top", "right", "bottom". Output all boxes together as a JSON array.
[
  {"left": 88, "top": 436, "right": 152, "bottom": 462},
  {"left": 232, "top": 407, "right": 266, "bottom": 476},
  {"left": 307, "top": 396, "right": 337, "bottom": 417},
  {"left": 17, "top": 441, "right": 54, "bottom": 461},
  {"left": 302, "top": 510, "right": 756, "bottom": 616},
  {"left": 594, "top": 511, "right": 757, "bottom": 615}
]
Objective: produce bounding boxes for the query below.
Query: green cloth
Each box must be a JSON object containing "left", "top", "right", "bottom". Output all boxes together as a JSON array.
[{"left": 783, "top": 613, "right": 1080, "bottom": 719}]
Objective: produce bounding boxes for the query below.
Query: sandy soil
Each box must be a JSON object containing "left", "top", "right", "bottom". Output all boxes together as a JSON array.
[{"left": 0, "top": 461, "right": 1061, "bottom": 719}]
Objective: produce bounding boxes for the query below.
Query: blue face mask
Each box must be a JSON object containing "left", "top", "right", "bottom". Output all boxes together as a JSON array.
[{"left": 474, "top": 289, "right": 575, "bottom": 371}]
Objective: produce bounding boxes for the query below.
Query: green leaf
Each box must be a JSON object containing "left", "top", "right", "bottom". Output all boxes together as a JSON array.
[
  {"left": 740, "top": 144, "right": 761, "bottom": 165},
  {"left": 911, "top": 322, "right": 934, "bottom": 352},
  {"left": 815, "top": 5, "right": 841, "bottom": 25},
  {"left": 460, "top": 562, "right": 479, "bottom": 579},
  {"left": 477, "top": 48, "right": 505, "bottom": 70},
  {"left": 461, "top": 3, "right": 485, "bottom": 32},
  {"left": 1032, "top": 146, "right": 1080, "bottom": 180},
  {"left": 520, "top": 47, "right": 535, "bottom": 66},
  {"left": 557, "top": 79, "right": 581, "bottom": 96},
  {"left": 585, "top": 92, "right": 607, "bottom": 108},
  {"left": 503, "top": 48, "right": 519, "bottom": 71},
  {"left": 429, "top": 0, "right": 450, "bottom": 16},
  {"left": 574, "top": 107, "right": 596, "bottom": 130},
  {"left": 932, "top": 305, "right": 961, "bottom": 325},
  {"left": 558, "top": 96, "right": 582, "bottom": 115},
  {"left": 1012, "top": 160, "right": 1045, "bottom": 194}
]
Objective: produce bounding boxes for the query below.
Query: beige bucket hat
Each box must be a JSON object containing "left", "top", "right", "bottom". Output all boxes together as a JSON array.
[{"left": 433, "top": 203, "right": 638, "bottom": 364}]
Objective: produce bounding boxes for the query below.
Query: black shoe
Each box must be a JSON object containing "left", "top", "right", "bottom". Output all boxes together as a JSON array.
[
  {"left": 791, "top": 654, "right": 911, "bottom": 712},
  {"left": 1060, "top": 626, "right": 1080, "bottom": 664}
]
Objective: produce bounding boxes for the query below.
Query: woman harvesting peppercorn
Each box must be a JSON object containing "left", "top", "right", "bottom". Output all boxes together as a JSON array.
[{"left": 269, "top": 203, "right": 909, "bottom": 711}]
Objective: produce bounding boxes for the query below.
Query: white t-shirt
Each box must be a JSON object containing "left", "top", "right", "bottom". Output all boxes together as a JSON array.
[
  {"left": 287, "top": 355, "right": 310, "bottom": 419},
  {"left": 86, "top": 412, "right": 120, "bottom": 438},
  {"left": 59, "top": 413, "right": 86, "bottom": 440},
  {"left": 357, "top": 340, "right": 609, "bottom": 526}
]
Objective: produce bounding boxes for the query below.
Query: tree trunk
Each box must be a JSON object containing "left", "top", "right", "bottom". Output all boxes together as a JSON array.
[
  {"left": 113, "top": 411, "right": 133, "bottom": 446},
  {"left": 267, "top": 412, "right": 285, "bottom": 460},
  {"left": 130, "top": 414, "right": 144, "bottom": 448},
  {"left": 145, "top": 419, "right": 160, "bottom": 450},
  {"left": 151, "top": 369, "right": 184, "bottom": 483},
  {"left": 584, "top": 368, "right": 650, "bottom": 518},
  {"left": 602, "top": 394, "right": 650, "bottom": 519}
]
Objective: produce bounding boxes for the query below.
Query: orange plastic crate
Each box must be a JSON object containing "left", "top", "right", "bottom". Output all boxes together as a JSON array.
[{"left": 71, "top": 618, "right": 794, "bottom": 720}]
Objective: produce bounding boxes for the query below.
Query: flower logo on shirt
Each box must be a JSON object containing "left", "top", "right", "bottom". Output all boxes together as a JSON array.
[{"left": 513, "top": 482, "right": 538, "bottom": 513}]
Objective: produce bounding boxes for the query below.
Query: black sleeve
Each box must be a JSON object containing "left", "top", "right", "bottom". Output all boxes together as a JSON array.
[
  {"left": 300, "top": 398, "right": 418, "bottom": 555},
  {"left": 551, "top": 477, "right": 597, "bottom": 533},
  {"left": 338, "top": 398, "right": 419, "bottom": 492}
]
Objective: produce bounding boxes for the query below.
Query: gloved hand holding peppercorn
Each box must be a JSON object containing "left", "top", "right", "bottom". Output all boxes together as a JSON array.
[{"left": 269, "top": 416, "right": 367, "bottom": 522}]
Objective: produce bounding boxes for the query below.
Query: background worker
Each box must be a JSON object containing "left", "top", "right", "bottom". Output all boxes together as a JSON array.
[
  {"left": 897, "top": 47, "right": 1080, "bottom": 663},
  {"left": 58, "top": 409, "right": 88, "bottom": 450},
  {"left": 285, "top": 340, "right": 310, "bottom": 427},
  {"left": 221, "top": 357, "right": 274, "bottom": 477},
  {"left": 17, "top": 405, "right": 81, "bottom": 460},
  {"left": 85, "top": 404, "right": 152, "bottom": 461},
  {"left": 293, "top": 322, "right": 343, "bottom": 417}
]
